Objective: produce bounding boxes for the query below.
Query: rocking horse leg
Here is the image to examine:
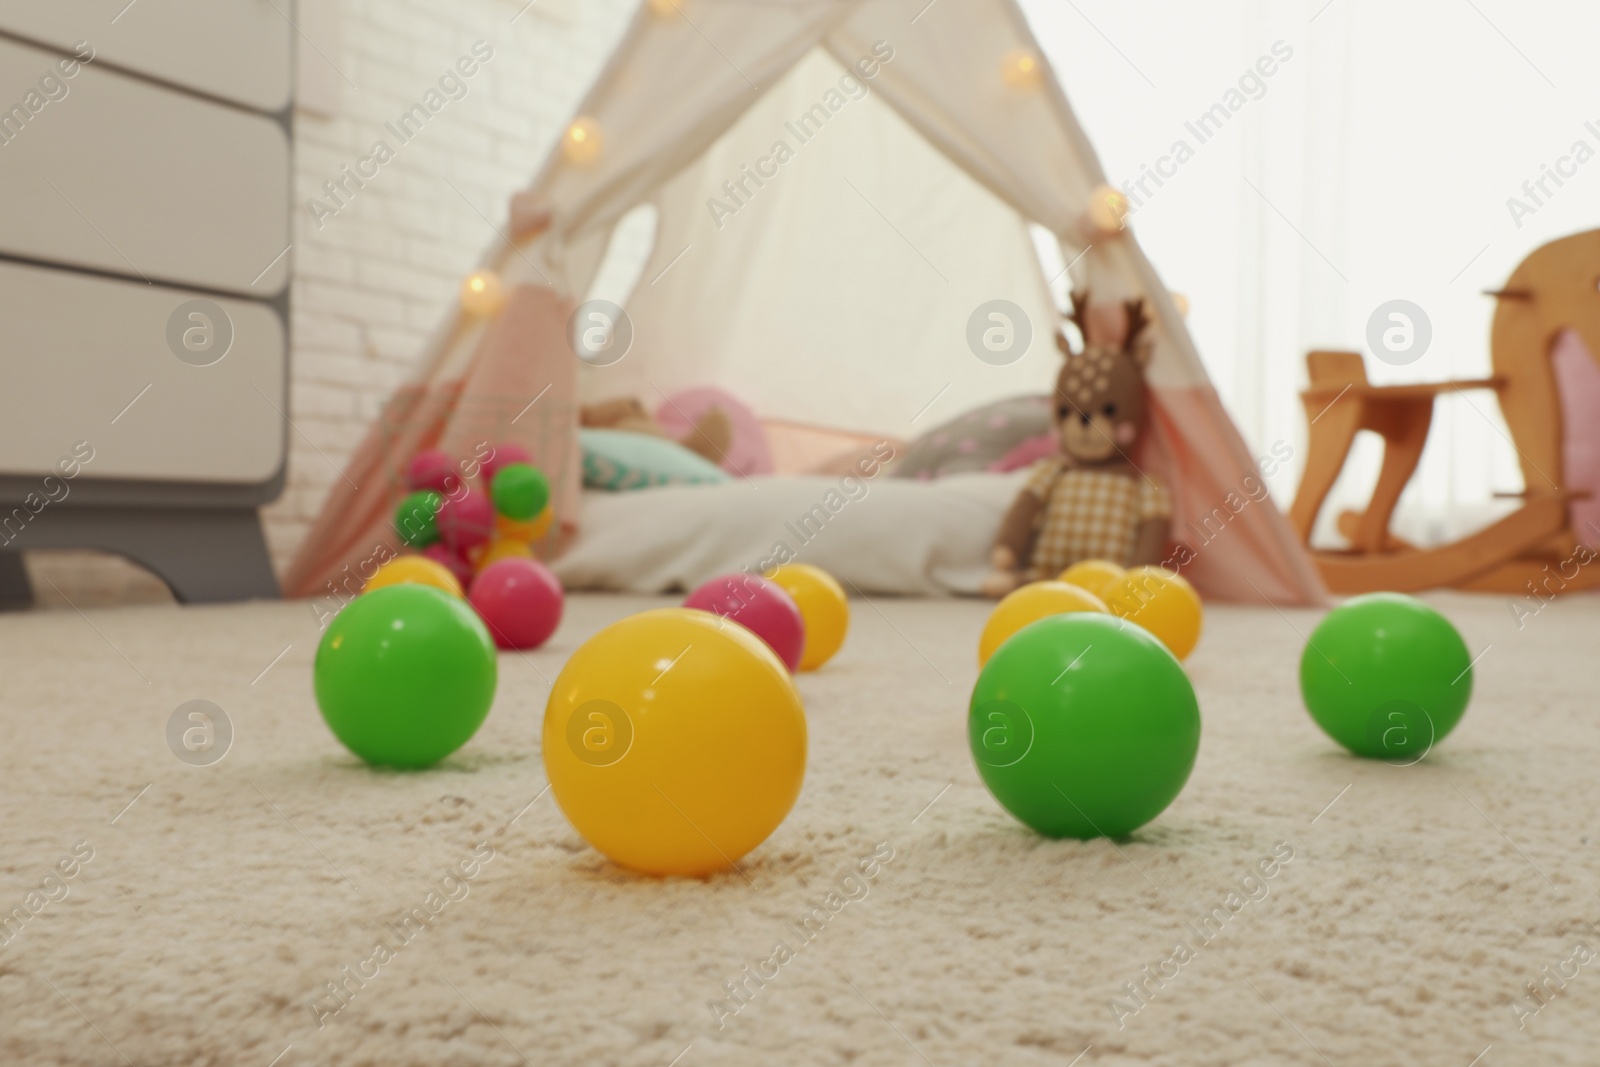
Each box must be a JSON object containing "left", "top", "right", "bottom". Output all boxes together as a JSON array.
[
  {"left": 1351, "top": 399, "right": 1434, "bottom": 553},
  {"left": 1335, "top": 511, "right": 1414, "bottom": 552},
  {"left": 1288, "top": 398, "right": 1363, "bottom": 542}
]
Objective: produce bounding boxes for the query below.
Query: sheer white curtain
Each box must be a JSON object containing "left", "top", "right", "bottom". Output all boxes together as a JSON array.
[{"left": 1021, "top": 0, "right": 1600, "bottom": 545}]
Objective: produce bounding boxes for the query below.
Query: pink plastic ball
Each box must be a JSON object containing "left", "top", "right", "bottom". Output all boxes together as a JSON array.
[
  {"left": 422, "top": 543, "right": 474, "bottom": 587},
  {"left": 406, "top": 449, "right": 458, "bottom": 493},
  {"left": 436, "top": 489, "right": 495, "bottom": 552},
  {"left": 683, "top": 573, "right": 805, "bottom": 672},
  {"left": 481, "top": 443, "right": 533, "bottom": 482},
  {"left": 469, "top": 558, "right": 564, "bottom": 650}
]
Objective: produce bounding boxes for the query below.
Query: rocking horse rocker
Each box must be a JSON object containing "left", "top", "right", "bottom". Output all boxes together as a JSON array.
[{"left": 1289, "top": 228, "right": 1600, "bottom": 596}]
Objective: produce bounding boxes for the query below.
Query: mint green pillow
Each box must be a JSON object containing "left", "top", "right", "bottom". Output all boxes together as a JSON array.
[{"left": 580, "top": 429, "right": 731, "bottom": 491}]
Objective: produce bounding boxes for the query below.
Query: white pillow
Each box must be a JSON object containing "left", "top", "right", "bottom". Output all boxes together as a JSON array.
[{"left": 552, "top": 470, "right": 1029, "bottom": 596}]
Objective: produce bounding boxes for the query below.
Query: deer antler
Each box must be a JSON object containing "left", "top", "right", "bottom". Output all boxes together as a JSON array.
[
  {"left": 1063, "top": 289, "right": 1091, "bottom": 351},
  {"left": 1122, "top": 298, "right": 1151, "bottom": 352}
]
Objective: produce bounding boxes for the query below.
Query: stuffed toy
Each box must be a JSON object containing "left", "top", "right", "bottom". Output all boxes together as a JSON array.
[
  {"left": 981, "top": 291, "right": 1172, "bottom": 598},
  {"left": 579, "top": 396, "right": 732, "bottom": 466}
]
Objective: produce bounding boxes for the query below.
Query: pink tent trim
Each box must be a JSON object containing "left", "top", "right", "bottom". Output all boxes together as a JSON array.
[
  {"left": 1140, "top": 385, "right": 1327, "bottom": 605},
  {"left": 282, "top": 285, "right": 580, "bottom": 601}
]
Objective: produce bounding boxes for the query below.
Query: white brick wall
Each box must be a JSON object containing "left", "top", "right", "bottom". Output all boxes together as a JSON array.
[{"left": 264, "top": 0, "right": 636, "bottom": 574}]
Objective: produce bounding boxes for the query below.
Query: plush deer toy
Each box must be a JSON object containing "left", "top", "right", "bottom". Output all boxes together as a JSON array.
[{"left": 981, "top": 291, "right": 1172, "bottom": 598}]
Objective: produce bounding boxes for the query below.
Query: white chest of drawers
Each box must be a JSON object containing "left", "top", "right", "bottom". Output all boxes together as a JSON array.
[{"left": 0, "top": 3, "right": 291, "bottom": 603}]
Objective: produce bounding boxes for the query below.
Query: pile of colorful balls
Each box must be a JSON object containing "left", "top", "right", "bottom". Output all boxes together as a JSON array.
[{"left": 375, "top": 443, "right": 563, "bottom": 651}]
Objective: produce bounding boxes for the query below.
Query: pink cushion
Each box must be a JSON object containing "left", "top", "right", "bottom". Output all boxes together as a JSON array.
[
  {"left": 653, "top": 387, "right": 774, "bottom": 477},
  {"left": 988, "top": 432, "right": 1058, "bottom": 473},
  {"left": 893, "top": 394, "right": 1053, "bottom": 479},
  {"left": 1554, "top": 329, "right": 1600, "bottom": 545}
]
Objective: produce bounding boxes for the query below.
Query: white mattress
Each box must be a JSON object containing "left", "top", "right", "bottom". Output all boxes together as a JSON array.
[{"left": 552, "top": 471, "right": 1029, "bottom": 596}]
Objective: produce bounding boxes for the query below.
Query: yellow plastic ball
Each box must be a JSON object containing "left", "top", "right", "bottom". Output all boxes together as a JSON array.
[
  {"left": 475, "top": 538, "right": 533, "bottom": 572},
  {"left": 496, "top": 512, "right": 535, "bottom": 541},
  {"left": 363, "top": 555, "right": 464, "bottom": 599},
  {"left": 529, "top": 506, "right": 554, "bottom": 541},
  {"left": 765, "top": 563, "right": 849, "bottom": 671},
  {"left": 1058, "top": 559, "right": 1127, "bottom": 602},
  {"left": 459, "top": 270, "right": 505, "bottom": 316},
  {"left": 542, "top": 608, "right": 807, "bottom": 876},
  {"left": 562, "top": 118, "right": 603, "bottom": 165},
  {"left": 1106, "top": 566, "right": 1203, "bottom": 661},
  {"left": 499, "top": 507, "right": 553, "bottom": 544},
  {"left": 979, "top": 580, "right": 1108, "bottom": 667}
]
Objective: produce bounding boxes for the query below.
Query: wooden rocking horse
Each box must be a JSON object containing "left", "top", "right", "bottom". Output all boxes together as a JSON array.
[{"left": 1289, "top": 228, "right": 1600, "bottom": 595}]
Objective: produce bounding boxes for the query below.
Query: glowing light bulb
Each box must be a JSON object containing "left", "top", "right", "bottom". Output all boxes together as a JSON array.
[
  {"left": 1085, "top": 184, "right": 1130, "bottom": 234},
  {"left": 459, "top": 270, "right": 506, "bottom": 316},
  {"left": 563, "top": 118, "right": 603, "bottom": 165},
  {"left": 1001, "top": 49, "right": 1044, "bottom": 89}
]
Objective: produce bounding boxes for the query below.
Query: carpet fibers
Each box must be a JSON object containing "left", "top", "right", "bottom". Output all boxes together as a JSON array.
[{"left": 1, "top": 591, "right": 1597, "bottom": 1066}]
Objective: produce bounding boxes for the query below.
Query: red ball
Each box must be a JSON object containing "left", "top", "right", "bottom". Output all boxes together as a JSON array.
[
  {"left": 683, "top": 573, "right": 805, "bottom": 672},
  {"left": 436, "top": 489, "right": 494, "bottom": 552},
  {"left": 481, "top": 442, "right": 532, "bottom": 482},
  {"left": 421, "top": 542, "right": 474, "bottom": 587},
  {"left": 469, "top": 558, "right": 564, "bottom": 650},
  {"left": 406, "top": 449, "right": 459, "bottom": 493}
]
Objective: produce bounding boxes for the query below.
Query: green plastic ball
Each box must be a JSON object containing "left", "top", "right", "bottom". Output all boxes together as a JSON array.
[
  {"left": 393, "top": 490, "right": 443, "bottom": 547},
  {"left": 968, "top": 613, "right": 1201, "bottom": 839},
  {"left": 314, "top": 584, "right": 498, "bottom": 768},
  {"left": 1300, "top": 592, "right": 1472, "bottom": 762},
  {"left": 491, "top": 463, "right": 549, "bottom": 521}
]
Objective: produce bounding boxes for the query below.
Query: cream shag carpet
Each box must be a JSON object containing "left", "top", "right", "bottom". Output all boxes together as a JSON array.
[{"left": 1, "top": 590, "right": 1597, "bottom": 1066}]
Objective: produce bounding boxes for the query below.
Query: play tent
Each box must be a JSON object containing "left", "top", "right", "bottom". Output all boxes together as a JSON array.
[{"left": 284, "top": 0, "right": 1326, "bottom": 605}]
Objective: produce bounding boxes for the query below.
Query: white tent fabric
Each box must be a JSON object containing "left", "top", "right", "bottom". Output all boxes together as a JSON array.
[
  {"left": 507, "top": 0, "right": 1205, "bottom": 394},
  {"left": 590, "top": 48, "right": 1063, "bottom": 434},
  {"left": 300, "top": 0, "right": 1326, "bottom": 605}
]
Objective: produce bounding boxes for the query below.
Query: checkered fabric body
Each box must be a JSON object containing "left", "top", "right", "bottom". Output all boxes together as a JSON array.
[{"left": 1022, "top": 459, "right": 1172, "bottom": 578}]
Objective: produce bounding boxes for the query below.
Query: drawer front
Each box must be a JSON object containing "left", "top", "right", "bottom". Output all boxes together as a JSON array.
[
  {"left": 0, "top": 0, "right": 291, "bottom": 113},
  {"left": 0, "top": 36, "right": 290, "bottom": 296},
  {"left": 0, "top": 261, "right": 286, "bottom": 485}
]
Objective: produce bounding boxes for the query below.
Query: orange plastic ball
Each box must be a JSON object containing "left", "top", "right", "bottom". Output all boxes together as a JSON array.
[
  {"left": 496, "top": 513, "right": 535, "bottom": 541},
  {"left": 529, "top": 506, "right": 554, "bottom": 542},
  {"left": 496, "top": 506, "right": 554, "bottom": 543}
]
